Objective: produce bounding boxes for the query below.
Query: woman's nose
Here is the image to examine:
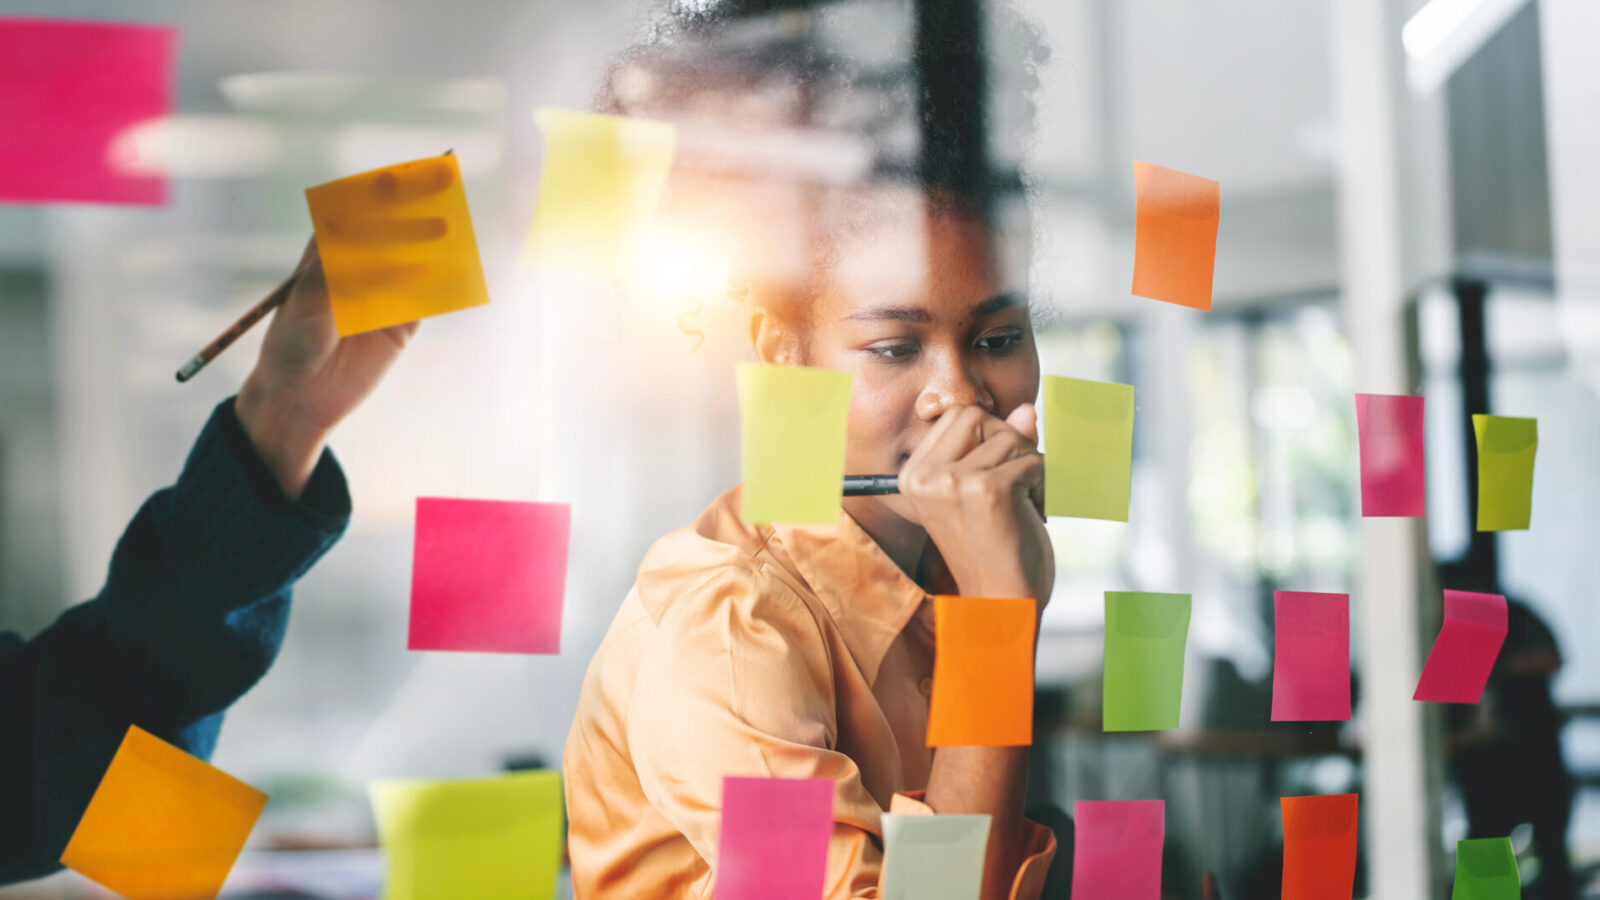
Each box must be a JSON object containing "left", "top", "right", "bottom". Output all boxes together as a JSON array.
[{"left": 915, "top": 369, "right": 995, "bottom": 421}]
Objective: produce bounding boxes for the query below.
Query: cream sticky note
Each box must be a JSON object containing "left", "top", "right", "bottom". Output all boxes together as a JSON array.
[
  {"left": 1131, "top": 161, "right": 1220, "bottom": 311},
  {"left": 737, "top": 362, "right": 851, "bottom": 524},
  {"left": 1472, "top": 414, "right": 1537, "bottom": 531},
  {"left": 1043, "top": 375, "right": 1135, "bottom": 521},
  {"left": 369, "top": 770, "right": 564, "bottom": 900},
  {"left": 306, "top": 152, "right": 490, "bottom": 337},
  {"left": 880, "top": 813, "right": 991, "bottom": 900},
  {"left": 60, "top": 725, "right": 267, "bottom": 900},
  {"left": 524, "top": 108, "right": 676, "bottom": 273}
]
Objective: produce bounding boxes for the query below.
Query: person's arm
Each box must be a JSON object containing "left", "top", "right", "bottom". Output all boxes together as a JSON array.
[
  {"left": 0, "top": 397, "right": 350, "bottom": 883},
  {"left": 898, "top": 404, "right": 1054, "bottom": 900},
  {"left": 0, "top": 237, "right": 416, "bottom": 884}
]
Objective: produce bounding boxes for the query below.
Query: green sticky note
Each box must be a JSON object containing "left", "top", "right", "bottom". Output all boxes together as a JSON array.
[
  {"left": 1452, "top": 837, "right": 1519, "bottom": 900},
  {"left": 737, "top": 363, "right": 852, "bottom": 524},
  {"left": 1103, "top": 592, "right": 1191, "bottom": 731},
  {"left": 1473, "top": 415, "right": 1537, "bottom": 531},
  {"left": 369, "top": 770, "right": 563, "bottom": 900},
  {"left": 1043, "top": 376, "right": 1135, "bottom": 521}
]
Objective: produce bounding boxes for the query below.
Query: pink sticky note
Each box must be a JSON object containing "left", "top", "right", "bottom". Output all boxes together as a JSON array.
[
  {"left": 1356, "top": 393, "right": 1426, "bottom": 517},
  {"left": 1272, "top": 592, "right": 1351, "bottom": 722},
  {"left": 1072, "top": 800, "right": 1164, "bottom": 900},
  {"left": 1414, "top": 590, "right": 1508, "bottom": 704},
  {"left": 408, "top": 498, "right": 570, "bottom": 654},
  {"left": 716, "top": 776, "right": 833, "bottom": 900},
  {"left": 0, "top": 17, "right": 174, "bottom": 205}
]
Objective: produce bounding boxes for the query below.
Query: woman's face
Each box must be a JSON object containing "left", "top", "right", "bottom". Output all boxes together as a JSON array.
[{"left": 789, "top": 196, "right": 1041, "bottom": 530}]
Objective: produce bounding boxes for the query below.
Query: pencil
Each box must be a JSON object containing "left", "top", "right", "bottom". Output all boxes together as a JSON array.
[
  {"left": 176, "top": 149, "right": 456, "bottom": 384},
  {"left": 174, "top": 275, "right": 296, "bottom": 383}
]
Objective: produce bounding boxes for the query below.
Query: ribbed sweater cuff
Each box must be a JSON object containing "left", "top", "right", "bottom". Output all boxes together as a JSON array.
[{"left": 167, "top": 397, "right": 350, "bottom": 601}]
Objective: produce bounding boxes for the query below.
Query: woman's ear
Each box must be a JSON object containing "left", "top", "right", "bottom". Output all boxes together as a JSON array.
[{"left": 749, "top": 305, "right": 803, "bottom": 366}]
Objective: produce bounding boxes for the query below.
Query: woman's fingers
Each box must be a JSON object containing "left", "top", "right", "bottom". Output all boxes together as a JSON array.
[
  {"left": 1202, "top": 871, "right": 1220, "bottom": 900},
  {"left": 958, "top": 424, "right": 1038, "bottom": 472},
  {"left": 1004, "top": 401, "right": 1039, "bottom": 445},
  {"left": 905, "top": 405, "right": 990, "bottom": 471}
]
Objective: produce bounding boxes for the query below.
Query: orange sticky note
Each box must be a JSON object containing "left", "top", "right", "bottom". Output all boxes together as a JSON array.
[
  {"left": 306, "top": 153, "right": 490, "bottom": 337},
  {"left": 1131, "top": 161, "right": 1220, "bottom": 311},
  {"left": 60, "top": 725, "right": 268, "bottom": 900},
  {"left": 1281, "top": 793, "right": 1358, "bottom": 900},
  {"left": 927, "top": 595, "right": 1036, "bottom": 747}
]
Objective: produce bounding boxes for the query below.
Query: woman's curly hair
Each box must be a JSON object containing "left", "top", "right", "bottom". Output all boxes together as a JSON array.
[{"left": 594, "top": 0, "right": 1047, "bottom": 346}]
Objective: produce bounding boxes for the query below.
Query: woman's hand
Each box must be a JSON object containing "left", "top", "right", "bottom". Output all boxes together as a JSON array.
[
  {"left": 234, "top": 237, "right": 419, "bottom": 499},
  {"left": 898, "top": 403, "right": 1053, "bottom": 608}
]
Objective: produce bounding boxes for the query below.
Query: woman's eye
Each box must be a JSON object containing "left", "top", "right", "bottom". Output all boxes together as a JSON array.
[
  {"left": 869, "top": 342, "right": 918, "bottom": 361},
  {"left": 976, "top": 331, "right": 1023, "bottom": 354}
]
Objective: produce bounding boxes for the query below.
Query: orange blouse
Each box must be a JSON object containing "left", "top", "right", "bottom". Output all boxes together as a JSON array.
[{"left": 563, "top": 487, "right": 1056, "bottom": 898}]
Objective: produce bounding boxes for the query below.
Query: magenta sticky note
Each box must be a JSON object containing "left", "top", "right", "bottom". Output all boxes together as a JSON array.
[
  {"left": 715, "top": 776, "right": 833, "bottom": 900},
  {"left": 1272, "top": 591, "right": 1351, "bottom": 721},
  {"left": 1414, "top": 590, "right": 1508, "bottom": 704},
  {"left": 1072, "top": 800, "right": 1164, "bottom": 900},
  {"left": 408, "top": 497, "right": 570, "bottom": 654},
  {"left": 0, "top": 17, "right": 174, "bottom": 205},
  {"left": 1356, "top": 393, "right": 1426, "bottom": 517}
]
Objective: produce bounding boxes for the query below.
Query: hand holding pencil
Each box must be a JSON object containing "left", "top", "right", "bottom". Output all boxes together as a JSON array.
[{"left": 230, "top": 236, "right": 420, "bottom": 500}]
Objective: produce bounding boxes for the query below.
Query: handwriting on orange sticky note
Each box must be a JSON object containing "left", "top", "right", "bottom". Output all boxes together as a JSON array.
[
  {"left": 306, "top": 152, "right": 490, "bottom": 337},
  {"left": 1131, "top": 161, "right": 1220, "bottom": 311}
]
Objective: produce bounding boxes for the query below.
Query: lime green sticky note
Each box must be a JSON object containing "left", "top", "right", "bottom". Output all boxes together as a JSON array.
[
  {"left": 1473, "top": 415, "right": 1537, "bottom": 531},
  {"left": 737, "top": 363, "right": 852, "bottom": 524},
  {"left": 369, "top": 770, "right": 563, "bottom": 900},
  {"left": 1043, "top": 376, "right": 1135, "bottom": 521},
  {"left": 1103, "top": 592, "right": 1190, "bottom": 732},
  {"left": 1452, "top": 837, "right": 1519, "bottom": 900},
  {"left": 524, "top": 108, "right": 676, "bottom": 273}
]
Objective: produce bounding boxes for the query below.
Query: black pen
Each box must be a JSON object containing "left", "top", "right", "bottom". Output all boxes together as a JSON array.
[{"left": 842, "top": 474, "right": 900, "bottom": 496}]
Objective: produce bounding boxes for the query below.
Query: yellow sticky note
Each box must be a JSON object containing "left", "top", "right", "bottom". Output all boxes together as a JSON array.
[
  {"left": 60, "top": 725, "right": 267, "bottom": 900},
  {"left": 370, "top": 770, "right": 564, "bottom": 900},
  {"left": 306, "top": 153, "right": 490, "bottom": 337},
  {"left": 524, "top": 108, "right": 676, "bottom": 273},
  {"left": 1043, "top": 375, "right": 1135, "bottom": 521},
  {"left": 737, "top": 362, "right": 852, "bottom": 524},
  {"left": 1473, "top": 414, "right": 1537, "bottom": 531}
]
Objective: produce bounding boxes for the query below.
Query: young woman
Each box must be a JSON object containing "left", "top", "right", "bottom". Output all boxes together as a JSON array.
[
  {"left": 562, "top": 5, "right": 1067, "bottom": 897},
  {"left": 569, "top": 4, "right": 1228, "bottom": 899}
]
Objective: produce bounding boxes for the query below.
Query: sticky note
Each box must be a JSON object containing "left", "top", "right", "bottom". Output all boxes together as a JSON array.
[
  {"left": 1472, "top": 415, "right": 1537, "bottom": 531},
  {"left": 1272, "top": 591, "right": 1351, "bottom": 722},
  {"left": 737, "top": 363, "right": 852, "bottom": 524},
  {"left": 409, "top": 498, "right": 570, "bottom": 654},
  {"left": 716, "top": 776, "right": 834, "bottom": 900},
  {"left": 1415, "top": 590, "right": 1508, "bottom": 704},
  {"left": 524, "top": 108, "right": 676, "bottom": 273},
  {"left": 928, "top": 595, "right": 1037, "bottom": 747},
  {"left": 305, "top": 153, "right": 490, "bottom": 337},
  {"left": 60, "top": 725, "right": 267, "bottom": 900},
  {"left": 1071, "top": 800, "right": 1164, "bottom": 900},
  {"left": 1103, "top": 592, "right": 1191, "bottom": 732},
  {"left": 1452, "top": 837, "right": 1519, "bottom": 900},
  {"left": 369, "top": 770, "right": 564, "bottom": 900},
  {"left": 1281, "top": 793, "right": 1358, "bottom": 900},
  {"left": 1131, "top": 161, "right": 1220, "bottom": 311},
  {"left": 880, "top": 813, "right": 991, "bottom": 900},
  {"left": 0, "top": 17, "right": 174, "bottom": 205},
  {"left": 1042, "top": 376, "right": 1135, "bottom": 521},
  {"left": 1356, "top": 393, "right": 1426, "bottom": 517}
]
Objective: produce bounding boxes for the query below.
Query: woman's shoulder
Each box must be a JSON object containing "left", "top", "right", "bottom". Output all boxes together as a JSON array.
[{"left": 632, "top": 487, "right": 822, "bottom": 637}]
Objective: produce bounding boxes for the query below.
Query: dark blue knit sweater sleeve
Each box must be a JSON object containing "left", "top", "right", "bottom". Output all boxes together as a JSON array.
[{"left": 0, "top": 397, "right": 349, "bottom": 884}]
